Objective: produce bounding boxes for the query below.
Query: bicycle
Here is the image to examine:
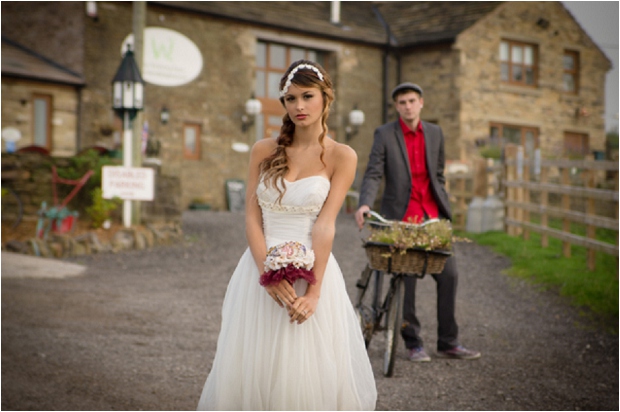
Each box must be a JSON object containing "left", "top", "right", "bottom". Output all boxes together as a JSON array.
[{"left": 354, "top": 211, "right": 452, "bottom": 377}]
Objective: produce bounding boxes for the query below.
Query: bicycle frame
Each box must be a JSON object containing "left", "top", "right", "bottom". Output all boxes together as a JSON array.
[
  {"left": 368, "top": 270, "right": 403, "bottom": 333},
  {"left": 355, "top": 263, "right": 408, "bottom": 377}
]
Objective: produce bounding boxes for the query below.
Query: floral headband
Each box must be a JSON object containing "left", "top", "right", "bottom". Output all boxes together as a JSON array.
[{"left": 279, "top": 64, "right": 325, "bottom": 98}]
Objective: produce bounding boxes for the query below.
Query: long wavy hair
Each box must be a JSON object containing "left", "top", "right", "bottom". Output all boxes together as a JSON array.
[{"left": 259, "top": 59, "right": 334, "bottom": 202}]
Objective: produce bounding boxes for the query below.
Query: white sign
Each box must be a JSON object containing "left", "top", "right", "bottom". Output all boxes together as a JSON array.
[
  {"left": 102, "top": 166, "right": 155, "bottom": 201},
  {"left": 122, "top": 27, "right": 203, "bottom": 87}
]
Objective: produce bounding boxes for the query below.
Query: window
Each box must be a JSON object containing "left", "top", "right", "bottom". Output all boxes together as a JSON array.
[
  {"left": 254, "top": 41, "right": 326, "bottom": 141},
  {"left": 500, "top": 40, "right": 538, "bottom": 87},
  {"left": 490, "top": 123, "right": 539, "bottom": 157},
  {"left": 183, "top": 123, "right": 201, "bottom": 160},
  {"left": 33, "top": 94, "right": 52, "bottom": 150},
  {"left": 563, "top": 50, "right": 579, "bottom": 93},
  {"left": 564, "top": 132, "right": 589, "bottom": 158}
]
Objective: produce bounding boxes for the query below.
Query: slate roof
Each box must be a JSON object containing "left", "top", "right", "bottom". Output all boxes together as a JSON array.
[
  {"left": 1, "top": 37, "right": 85, "bottom": 86},
  {"left": 375, "top": 1, "right": 503, "bottom": 47},
  {"left": 153, "top": 1, "right": 388, "bottom": 45},
  {"left": 152, "top": 1, "right": 503, "bottom": 48}
]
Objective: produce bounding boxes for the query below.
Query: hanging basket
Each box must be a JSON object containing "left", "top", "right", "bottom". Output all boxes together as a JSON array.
[{"left": 364, "top": 241, "right": 451, "bottom": 275}]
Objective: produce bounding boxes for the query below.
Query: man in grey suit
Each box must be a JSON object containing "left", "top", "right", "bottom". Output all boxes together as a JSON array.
[{"left": 355, "top": 82, "right": 480, "bottom": 361}]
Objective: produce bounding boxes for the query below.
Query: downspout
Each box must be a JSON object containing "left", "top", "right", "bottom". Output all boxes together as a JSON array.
[
  {"left": 76, "top": 86, "right": 83, "bottom": 152},
  {"left": 330, "top": 1, "right": 341, "bottom": 24},
  {"left": 371, "top": 5, "right": 397, "bottom": 124}
]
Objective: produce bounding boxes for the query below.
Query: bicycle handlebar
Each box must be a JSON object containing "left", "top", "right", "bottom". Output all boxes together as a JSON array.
[{"left": 363, "top": 210, "right": 442, "bottom": 228}]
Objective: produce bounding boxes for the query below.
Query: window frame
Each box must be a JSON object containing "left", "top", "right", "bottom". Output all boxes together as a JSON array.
[
  {"left": 489, "top": 123, "right": 539, "bottom": 152},
  {"left": 500, "top": 39, "right": 539, "bottom": 88},
  {"left": 563, "top": 131, "right": 589, "bottom": 158},
  {"left": 183, "top": 122, "right": 201, "bottom": 160},
  {"left": 32, "top": 93, "right": 53, "bottom": 150},
  {"left": 562, "top": 50, "right": 580, "bottom": 94}
]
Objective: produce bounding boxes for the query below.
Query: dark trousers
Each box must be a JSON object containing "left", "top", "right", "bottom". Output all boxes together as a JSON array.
[{"left": 401, "top": 255, "right": 459, "bottom": 351}]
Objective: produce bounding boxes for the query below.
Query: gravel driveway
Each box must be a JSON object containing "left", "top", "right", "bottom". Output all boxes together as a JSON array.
[{"left": 2, "top": 211, "right": 618, "bottom": 410}]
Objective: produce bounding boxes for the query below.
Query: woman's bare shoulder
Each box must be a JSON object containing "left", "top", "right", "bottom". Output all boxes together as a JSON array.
[
  {"left": 328, "top": 140, "right": 357, "bottom": 164},
  {"left": 251, "top": 138, "right": 278, "bottom": 158},
  {"left": 324, "top": 139, "right": 357, "bottom": 178}
]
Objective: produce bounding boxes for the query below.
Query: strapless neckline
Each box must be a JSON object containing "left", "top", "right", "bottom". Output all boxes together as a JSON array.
[{"left": 284, "top": 175, "right": 330, "bottom": 185}]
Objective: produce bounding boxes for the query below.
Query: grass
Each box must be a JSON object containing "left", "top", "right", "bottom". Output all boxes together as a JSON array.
[{"left": 458, "top": 222, "right": 618, "bottom": 334}]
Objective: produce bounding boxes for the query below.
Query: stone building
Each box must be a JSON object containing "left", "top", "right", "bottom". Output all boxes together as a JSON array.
[{"left": 1, "top": 1, "right": 611, "bottom": 211}]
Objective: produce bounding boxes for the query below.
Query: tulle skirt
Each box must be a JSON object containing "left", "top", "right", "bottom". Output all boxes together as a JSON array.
[{"left": 197, "top": 248, "right": 377, "bottom": 411}]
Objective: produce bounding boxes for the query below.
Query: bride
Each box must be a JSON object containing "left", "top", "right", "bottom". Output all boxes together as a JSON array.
[{"left": 197, "top": 60, "right": 377, "bottom": 411}]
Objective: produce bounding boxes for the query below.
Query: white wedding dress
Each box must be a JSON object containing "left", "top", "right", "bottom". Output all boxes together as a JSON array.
[{"left": 197, "top": 176, "right": 377, "bottom": 411}]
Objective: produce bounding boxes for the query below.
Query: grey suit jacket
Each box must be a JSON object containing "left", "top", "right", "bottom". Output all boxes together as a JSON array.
[{"left": 358, "top": 119, "right": 452, "bottom": 221}]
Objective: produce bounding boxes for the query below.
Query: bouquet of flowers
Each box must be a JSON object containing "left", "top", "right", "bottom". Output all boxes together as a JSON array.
[{"left": 259, "top": 241, "right": 316, "bottom": 286}]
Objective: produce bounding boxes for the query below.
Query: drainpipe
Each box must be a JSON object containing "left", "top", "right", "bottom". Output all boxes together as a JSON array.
[
  {"left": 372, "top": 5, "right": 397, "bottom": 124},
  {"left": 331, "top": 1, "right": 341, "bottom": 24},
  {"left": 76, "top": 86, "right": 83, "bottom": 153}
]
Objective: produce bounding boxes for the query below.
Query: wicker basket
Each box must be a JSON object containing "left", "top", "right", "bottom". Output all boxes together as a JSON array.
[{"left": 364, "top": 241, "right": 451, "bottom": 275}]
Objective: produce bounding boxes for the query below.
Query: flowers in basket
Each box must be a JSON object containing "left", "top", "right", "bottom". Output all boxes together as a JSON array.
[
  {"left": 259, "top": 241, "right": 316, "bottom": 286},
  {"left": 366, "top": 218, "right": 453, "bottom": 254}
]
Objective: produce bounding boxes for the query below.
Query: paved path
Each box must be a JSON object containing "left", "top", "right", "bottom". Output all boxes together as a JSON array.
[{"left": 2, "top": 211, "right": 617, "bottom": 410}]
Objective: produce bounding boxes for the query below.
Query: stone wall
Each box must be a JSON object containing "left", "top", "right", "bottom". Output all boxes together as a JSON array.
[
  {"left": 5, "top": 222, "right": 184, "bottom": 259},
  {"left": 1, "top": 152, "right": 182, "bottom": 225},
  {"left": 399, "top": 44, "right": 462, "bottom": 160},
  {"left": 333, "top": 43, "right": 385, "bottom": 188},
  {"left": 1, "top": 79, "right": 80, "bottom": 156},
  {"left": 454, "top": 1, "right": 609, "bottom": 158}
]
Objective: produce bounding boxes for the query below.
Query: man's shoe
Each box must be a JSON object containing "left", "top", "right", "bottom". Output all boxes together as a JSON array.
[
  {"left": 437, "top": 345, "right": 481, "bottom": 360},
  {"left": 407, "top": 347, "right": 431, "bottom": 362}
]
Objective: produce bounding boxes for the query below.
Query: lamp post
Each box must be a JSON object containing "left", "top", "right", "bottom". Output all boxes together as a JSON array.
[
  {"left": 241, "top": 94, "right": 262, "bottom": 133},
  {"left": 112, "top": 45, "right": 144, "bottom": 227},
  {"left": 345, "top": 106, "right": 365, "bottom": 141}
]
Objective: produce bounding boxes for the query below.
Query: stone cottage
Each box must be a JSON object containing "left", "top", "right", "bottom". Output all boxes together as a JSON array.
[{"left": 1, "top": 1, "right": 611, "bottom": 212}]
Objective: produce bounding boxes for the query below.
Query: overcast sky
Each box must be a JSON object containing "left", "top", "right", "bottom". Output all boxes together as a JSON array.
[{"left": 562, "top": 1, "right": 619, "bottom": 132}]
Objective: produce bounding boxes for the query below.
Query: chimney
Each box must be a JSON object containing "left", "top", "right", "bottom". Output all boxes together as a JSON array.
[{"left": 331, "top": 1, "right": 341, "bottom": 24}]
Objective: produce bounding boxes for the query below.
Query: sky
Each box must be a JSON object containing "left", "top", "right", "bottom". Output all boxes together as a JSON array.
[{"left": 562, "top": 1, "right": 619, "bottom": 132}]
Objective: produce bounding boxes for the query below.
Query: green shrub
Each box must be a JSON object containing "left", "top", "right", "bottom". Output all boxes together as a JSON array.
[
  {"left": 85, "top": 187, "right": 121, "bottom": 228},
  {"left": 55, "top": 149, "right": 120, "bottom": 213},
  {"left": 479, "top": 145, "right": 502, "bottom": 159}
]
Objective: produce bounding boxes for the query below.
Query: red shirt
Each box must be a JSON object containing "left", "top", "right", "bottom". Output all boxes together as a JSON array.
[{"left": 399, "top": 118, "right": 439, "bottom": 223}]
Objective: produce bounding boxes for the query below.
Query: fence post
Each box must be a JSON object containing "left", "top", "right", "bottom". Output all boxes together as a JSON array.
[
  {"left": 504, "top": 145, "right": 518, "bottom": 236},
  {"left": 474, "top": 158, "right": 488, "bottom": 198},
  {"left": 540, "top": 165, "right": 549, "bottom": 248},
  {"left": 515, "top": 146, "right": 524, "bottom": 236},
  {"left": 561, "top": 166, "right": 571, "bottom": 258},
  {"left": 585, "top": 165, "right": 597, "bottom": 270},
  {"left": 522, "top": 154, "right": 530, "bottom": 241},
  {"left": 457, "top": 176, "right": 466, "bottom": 230}
]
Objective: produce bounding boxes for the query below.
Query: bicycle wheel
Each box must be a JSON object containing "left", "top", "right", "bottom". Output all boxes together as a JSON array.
[
  {"left": 354, "top": 265, "right": 375, "bottom": 347},
  {"left": 1, "top": 186, "right": 23, "bottom": 229},
  {"left": 383, "top": 275, "right": 404, "bottom": 377}
]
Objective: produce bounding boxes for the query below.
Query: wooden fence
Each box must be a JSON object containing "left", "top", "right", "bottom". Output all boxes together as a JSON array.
[{"left": 503, "top": 145, "right": 618, "bottom": 270}]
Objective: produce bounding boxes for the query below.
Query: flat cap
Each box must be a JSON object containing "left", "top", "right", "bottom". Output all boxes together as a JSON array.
[{"left": 391, "top": 82, "right": 423, "bottom": 99}]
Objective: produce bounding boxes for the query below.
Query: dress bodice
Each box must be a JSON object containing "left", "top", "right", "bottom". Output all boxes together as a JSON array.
[{"left": 257, "top": 176, "right": 330, "bottom": 248}]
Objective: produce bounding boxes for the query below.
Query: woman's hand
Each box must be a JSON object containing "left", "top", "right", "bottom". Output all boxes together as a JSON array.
[
  {"left": 265, "top": 281, "right": 298, "bottom": 309},
  {"left": 288, "top": 293, "right": 319, "bottom": 325}
]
